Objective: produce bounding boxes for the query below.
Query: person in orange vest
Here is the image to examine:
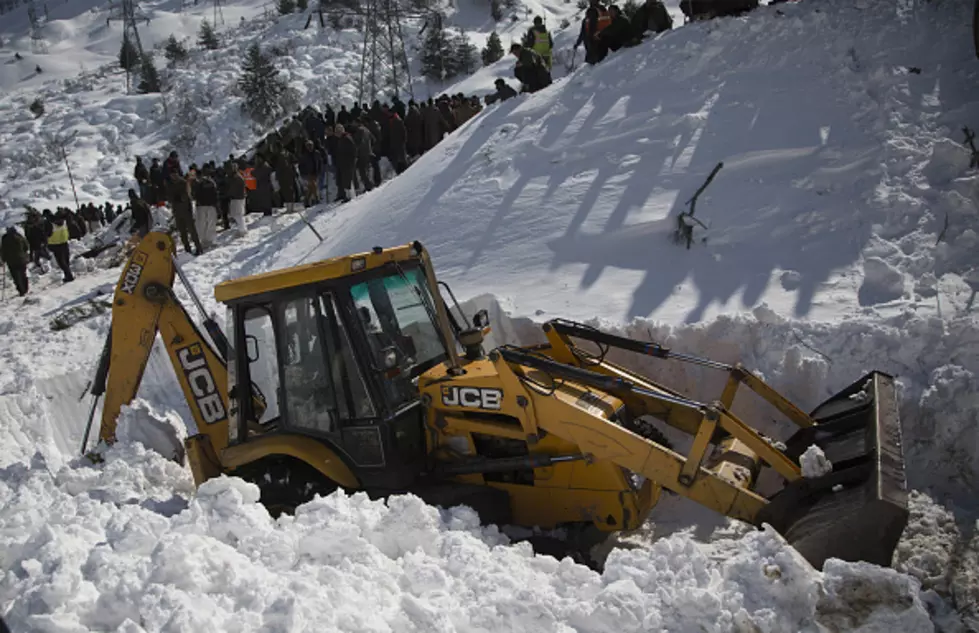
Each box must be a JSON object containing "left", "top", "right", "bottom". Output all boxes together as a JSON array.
[{"left": 574, "top": 0, "right": 611, "bottom": 65}]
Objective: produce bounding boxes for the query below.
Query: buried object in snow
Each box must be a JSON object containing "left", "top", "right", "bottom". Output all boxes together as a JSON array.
[{"left": 88, "top": 233, "right": 908, "bottom": 569}]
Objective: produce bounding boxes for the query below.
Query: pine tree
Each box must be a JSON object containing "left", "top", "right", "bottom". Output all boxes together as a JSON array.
[
  {"left": 296, "top": 0, "right": 308, "bottom": 10},
  {"left": 197, "top": 19, "right": 220, "bottom": 50},
  {"left": 238, "top": 43, "right": 295, "bottom": 125},
  {"left": 450, "top": 31, "right": 478, "bottom": 76},
  {"left": 278, "top": 0, "right": 296, "bottom": 14},
  {"left": 163, "top": 35, "right": 188, "bottom": 66},
  {"left": 119, "top": 36, "right": 140, "bottom": 71},
  {"left": 481, "top": 31, "right": 503, "bottom": 66},
  {"left": 137, "top": 54, "right": 161, "bottom": 93},
  {"left": 420, "top": 15, "right": 452, "bottom": 81}
]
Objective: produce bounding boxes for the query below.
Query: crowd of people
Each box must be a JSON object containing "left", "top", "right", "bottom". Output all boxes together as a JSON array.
[
  {"left": 573, "top": 0, "right": 673, "bottom": 65},
  {"left": 131, "top": 93, "right": 494, "bottom": 257}
]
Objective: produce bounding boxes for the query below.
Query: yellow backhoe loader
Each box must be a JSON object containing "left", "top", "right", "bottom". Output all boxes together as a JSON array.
[{"left": 84, "top": 231, "right": 908, "bottom": 569}]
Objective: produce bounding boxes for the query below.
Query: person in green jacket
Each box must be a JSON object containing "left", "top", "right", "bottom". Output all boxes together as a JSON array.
[{"left": 525, "top": 16, "right": 554, "bottom": 70}]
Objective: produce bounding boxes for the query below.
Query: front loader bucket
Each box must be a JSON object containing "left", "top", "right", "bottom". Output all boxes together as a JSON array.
[{"left": 757, "top": 372, "right": 908, "bottom": 569}]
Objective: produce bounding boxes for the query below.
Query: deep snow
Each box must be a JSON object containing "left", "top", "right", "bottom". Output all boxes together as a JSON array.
[{"left": 1, "top": 0, "right": 979, "bottom": 630}]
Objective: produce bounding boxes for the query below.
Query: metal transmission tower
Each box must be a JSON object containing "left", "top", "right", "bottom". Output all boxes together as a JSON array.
[
  {"left": 213, "top": 0, "right": 225, "bottom": 26},
  {"left": 27, "top": 1, "right": 46, "bottom": 53},
  {"left": 357, "top": 0, "right": 413, "bottom": 105},
  {"left": 107, "top": 0, "right": 150, "bottom": 93}
]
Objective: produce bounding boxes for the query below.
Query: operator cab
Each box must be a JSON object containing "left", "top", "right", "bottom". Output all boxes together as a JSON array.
[{"left": 217, "top": 248, "right": 453, "bottom": 490}]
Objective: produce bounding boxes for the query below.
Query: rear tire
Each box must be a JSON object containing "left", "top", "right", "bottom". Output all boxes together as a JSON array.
[{"left": 235, "top": 456, "right": 338, "bottom": 517}]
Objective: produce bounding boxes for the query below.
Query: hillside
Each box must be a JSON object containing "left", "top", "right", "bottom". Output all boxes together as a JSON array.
[{"left": 1, "top": 0, "right": 979, "bottom": 630}]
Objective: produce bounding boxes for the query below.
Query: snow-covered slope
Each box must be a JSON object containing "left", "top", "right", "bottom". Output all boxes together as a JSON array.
[
  {"left": 295, "top": 0, "right": 979, "bottom": 325},
  {"left": 2, "top": 0, "right": 979, "bottom": 630}
]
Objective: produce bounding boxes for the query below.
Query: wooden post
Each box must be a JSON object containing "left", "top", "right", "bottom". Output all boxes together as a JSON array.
[{"left": 60, "top": 143, "right": 81, "bottom": 211}]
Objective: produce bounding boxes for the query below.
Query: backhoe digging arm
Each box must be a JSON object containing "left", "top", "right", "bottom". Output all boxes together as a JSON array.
[
  {"left": 488, "top": 320, "right": 908, "bottom": 568},
  {"left": 95, "top": 232, "right": 231, "bottom": 482}
]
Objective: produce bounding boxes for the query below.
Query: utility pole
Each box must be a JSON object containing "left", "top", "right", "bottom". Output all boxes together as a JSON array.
[
  {"left": 213, "top": 0, "right": 225, "bottom": 26},
  {"left": 107, "top": 0, "right": 149, "bottom": 94},
  {"left": 27, "top": 1, "right": 46, "bottom": 53}
]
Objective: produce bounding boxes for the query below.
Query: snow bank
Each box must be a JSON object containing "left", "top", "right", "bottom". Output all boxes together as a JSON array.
[{"left": 0, "top": 456, "right": 941, "bottom": 632}]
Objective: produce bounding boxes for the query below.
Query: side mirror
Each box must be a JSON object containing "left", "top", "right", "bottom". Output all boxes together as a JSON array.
[
  {"left": 473, "top": 309, "right": 490, "bottom": 329},
  {"left": 245, "top": 334, "right": 260, "bottom": 363}
]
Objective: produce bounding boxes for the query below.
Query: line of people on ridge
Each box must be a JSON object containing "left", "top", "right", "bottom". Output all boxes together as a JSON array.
[{"left": 132, "top": 94, "right": 487, "bottom": 257}]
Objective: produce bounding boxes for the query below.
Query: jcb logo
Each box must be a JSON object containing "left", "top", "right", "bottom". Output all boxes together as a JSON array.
[
  {"left": 441, "top": 386, "right": 503, "bottom": 410},
  {"left": 177, "top": 343, "right": 227, "bottom": 425},
  {"left": 121, "top": 252, "right": 148, "bottom": 295}
]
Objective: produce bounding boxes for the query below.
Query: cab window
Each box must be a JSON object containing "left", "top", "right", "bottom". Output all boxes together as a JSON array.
[
  {"left": 242, "top": 305, "right": 281, "bottom": 425},
  {"left": 349, "top": 267, "right": 447, "bottom": 395}
]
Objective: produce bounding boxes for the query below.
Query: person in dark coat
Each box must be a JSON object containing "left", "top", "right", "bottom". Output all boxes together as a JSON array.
[
  {"left": 304, "top": 110, "right": 326, "bottom": 142},
  {"left": 66, "top": 209, "right": 85, "bottom": 240},
  {"left": 324, "top": 105, "right": 336, "bottom": 128},
  {"left": 362, "top": 117, "right": 384, "bottom": 186},
  {"left": 391, "top": 96, "right": 406, "bottom": 120},
  {"left": 405, "top": 102, "right": 423, "bottom": 159},
  {"left": 214, "top": 164, "right": 230, "bottom": 230},
  {"left": 128, "top": 189, "right": 152, "bottom": 237},
  {"left": 134, "top": 157, "right": 150, "bottom": 202},
  {"left": 510, "top": 44, "right": 552, "bottom": 93},
  {"left": 274, "top": 150, "right": 300, "bottom": 213},
  {"left": 251, "top": 156, "right": 275, "bottom": 216},
  {"left": 298, "top": 140, "right": 324, "bottom": 206},
  {"left": 166, "top": 172, "right": 203, "bottom": 255},
  {"left": 337, "top": 105, "right": 351, "bottom": 126},
  {"left": 633, "top": 0, "right": 672, "bottom": 35},
  {"left": 575, "top": 0, "right": 610, "bottom": 65},
  {"left": 1, "top": 226, "right": 30, "bottom": 296},
  {"left": 23, "top": 211, "right": 49, "bottom": 267},
  {"left": 598, "top": 5, "right": 636, "bottom": 51},
  {"left": 387, "top": 112, "right": 408, "bottom": 174},
  {"left": 352, "top": 123, "right": 374, "bottom": 192},
  {"left": 162, "top": 150, "right": 182, "bottom": 180},
  {"left": 333, "top": 124, "right": 356, "bottom": 203},
  {"left": 437, "top": 98, "right": 457, "bottom": 133},
  {"left": 494, "top": 78, "right": 518, "bottom": 102},
  {"left": 422, "top": 102, "right": 449, "bottom": 151},
  {"left": 149, "top": 158, "right": 165, "bottom": 204}
]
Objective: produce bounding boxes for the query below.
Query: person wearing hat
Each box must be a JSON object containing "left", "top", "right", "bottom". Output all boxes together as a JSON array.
[
  {"left": 128, "top": 188, "right": 152, "bottom": 237},
  {"left": 1, "top": 225, "right": 30, "bottom": 296},
  {"left": 509, "top": 43, "right": 552, "bottom": 94},
  {"left": 493, "top": 78, "right": 518, "bottom": 102},
  {"left": 525, "top": 16, "right": 554, "bottom": 69},
  {"left": 166, "top": 170, "right": 204, "bottom": 256}
]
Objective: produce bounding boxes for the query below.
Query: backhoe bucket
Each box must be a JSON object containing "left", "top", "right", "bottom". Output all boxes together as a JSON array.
[{"left": 757, "top": 372, "right": 908, "bottom": 569}]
